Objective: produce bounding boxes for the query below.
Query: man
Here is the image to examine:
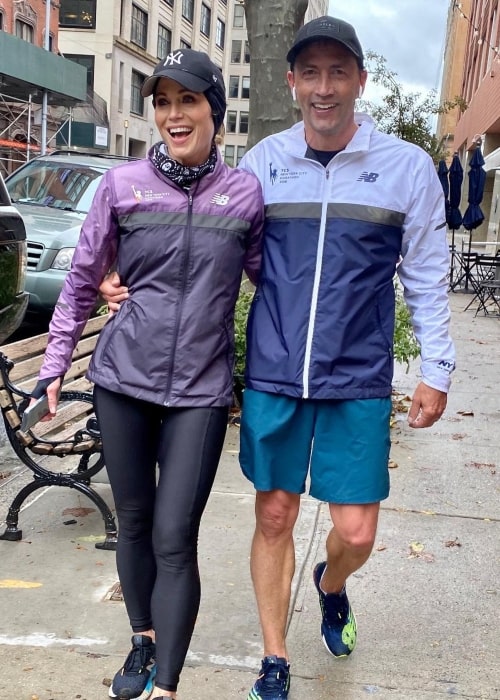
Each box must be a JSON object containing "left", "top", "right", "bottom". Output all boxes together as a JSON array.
[
  {"left": 236, "top": 15, "right": 455, "bottom": 700},
  {"left": 101, "top": 15, "right": 455, "bottom": 700}
]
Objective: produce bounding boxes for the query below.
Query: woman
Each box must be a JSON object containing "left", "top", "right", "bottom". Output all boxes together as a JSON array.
[{"left": 32, "top": 49, "right": 263, "bottom": 700}]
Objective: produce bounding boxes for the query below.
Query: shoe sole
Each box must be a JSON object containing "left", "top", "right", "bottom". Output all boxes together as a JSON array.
[
  {"left": 321, "top": 628, "right": 357, "bottom": 658},
  {"left": 109, "top": 664, "right": 157, "bottom": 700}
]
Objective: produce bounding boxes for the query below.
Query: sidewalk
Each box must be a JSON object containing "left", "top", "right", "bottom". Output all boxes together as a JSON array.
[{"left": 0, "top": 293, "right": 499, "bottom": 700}]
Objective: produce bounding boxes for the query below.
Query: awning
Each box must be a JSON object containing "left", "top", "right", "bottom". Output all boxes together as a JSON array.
[
  {"left": 483, "top": 146, "right": 500, "bottom": 171},
  {"left": 0, "top": 139, "right": 41, "bottom": 152}
]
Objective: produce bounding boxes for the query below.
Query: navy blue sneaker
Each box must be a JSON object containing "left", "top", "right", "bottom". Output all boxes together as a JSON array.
[
  {"left": 247, "top": 655, "right": 290, "bottom": 699},
  {"left": 109, "top": 634, "right": 156, "bottom": 700},
  {"left": 313, "top": 561, "right": 357, "bottom": 657}
]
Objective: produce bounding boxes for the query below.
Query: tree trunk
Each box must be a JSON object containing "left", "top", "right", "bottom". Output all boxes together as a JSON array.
[{"left": 244, "top": 0, "right": 308, "bottom": 150}]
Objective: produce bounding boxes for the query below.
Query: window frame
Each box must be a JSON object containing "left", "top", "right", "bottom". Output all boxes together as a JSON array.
[
  {"left": 228, "top": 75, "right": 239, "bottom": 99},
  {"left": 131, "top": 69, "right": 146, "bottom": 116},
  {"left": 131, "top": 4, "right": 148, "bottom": 49},
  {"left": 226, "top": 111, "right": 237, "bottom": 134},
  {"left": 239, "top": 111, "right": 249, "bottom": 134},
  {"left": 231, "top": 39, "right": 242, "bottom": 63},
  {"left": 216, "top": 18, "right": 225, "bottom": 49},
  {"left": 157, "top": 23, "right": 172, "bottom": 60},
  {"left": 59, "top": 0, "right": 97, "bottom": 29},
  {"left": 182, "top": 0, "right": 194, "bottom": 23}
]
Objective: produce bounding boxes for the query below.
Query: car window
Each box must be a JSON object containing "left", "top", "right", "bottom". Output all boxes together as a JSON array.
[{"left": 6, "top": 161, "right": 105, "bottom": 213}]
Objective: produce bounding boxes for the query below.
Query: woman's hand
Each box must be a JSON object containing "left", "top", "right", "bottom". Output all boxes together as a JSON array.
[
  {"left": 99, "top": 271, "right": 129, "bottom": 315},
  {"left": 29, "top": 377, "right": 62, "bottom": 422}
]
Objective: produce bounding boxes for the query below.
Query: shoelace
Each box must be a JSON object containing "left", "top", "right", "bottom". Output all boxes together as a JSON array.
[
  {"left": 122, "top": 643, "right": 153, "bottom": 674},
  {"left": 259, "top": 661, "right": 289, "bottom": 694},
  {"left": 322, "top": 592, "right": 350, "bottom": 628}
]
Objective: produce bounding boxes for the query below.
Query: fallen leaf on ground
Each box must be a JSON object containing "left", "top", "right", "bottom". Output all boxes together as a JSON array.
[
  {"left": 445, "top": 538, "right": 462, "bottom": 548},
  {"left": 456, "top": 410, "right": 474, "bottom": 417},
  {"left": 62, "top": 506, "right": 96, "bottom": 517},
  {"left": 466, "top": 461, "right": 496, "bottom": 475},
  {"left": 388, "top": 459, "right": 398, "bottom": 469}
]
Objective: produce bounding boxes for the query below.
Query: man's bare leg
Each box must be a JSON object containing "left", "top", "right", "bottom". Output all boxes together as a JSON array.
[
  {"left": 250, "top": 489, "right": 301, "bottom": 659},
  {"left": 321, "top": 502, "right": 380, "bottom": 593}
]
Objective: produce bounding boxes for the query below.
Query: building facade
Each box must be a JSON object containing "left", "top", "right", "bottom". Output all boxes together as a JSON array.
[
  {"left": 58, "top": 0, "right": 230, "bottom": 157},
  {"left": 0, "top": 0, "right": 87, "bottom": 174},
  {"left": 437, "top": 0, "right": 500, "bottom": 249}
]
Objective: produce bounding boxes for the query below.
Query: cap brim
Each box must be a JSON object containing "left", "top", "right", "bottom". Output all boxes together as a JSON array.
[{"left": 141, "top": 69, "right": 212, "bottom": 97}]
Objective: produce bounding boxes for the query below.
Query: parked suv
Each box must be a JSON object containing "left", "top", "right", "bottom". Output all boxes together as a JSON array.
[
  {"left": 5, "top": 150, "right": 136, "bottom": 318},
  {"left": 0, "top": 173, "right": 28, "bottom": 343}
]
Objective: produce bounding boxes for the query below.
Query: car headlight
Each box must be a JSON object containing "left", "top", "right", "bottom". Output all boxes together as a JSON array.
[
  {"left": 17, "top": 240, "right": 27, "bottom": 294},
  {"left": 52, "top": 247, "right": 75, "bottom": 271}
]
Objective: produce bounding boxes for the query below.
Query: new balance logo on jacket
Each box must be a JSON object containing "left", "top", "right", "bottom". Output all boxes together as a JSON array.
[{"left": 357, "top": 171, "right": 379, "bottom": 182}]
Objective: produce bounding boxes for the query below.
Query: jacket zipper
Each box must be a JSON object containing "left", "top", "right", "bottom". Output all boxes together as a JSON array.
[
  {"left": 302, "top": 168, "right": 330, "bottom": 399},
  {"left": 164, "top": 186, "right": 196, "bottom": 405}
]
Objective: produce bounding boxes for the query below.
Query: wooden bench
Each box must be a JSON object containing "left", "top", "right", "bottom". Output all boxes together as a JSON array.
[{"left": 0, "top": 314, "right": 117, "bottom": 550}]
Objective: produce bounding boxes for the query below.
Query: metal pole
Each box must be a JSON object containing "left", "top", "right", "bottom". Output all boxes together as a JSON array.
[
  {"left": 27, "top": 95, "right": 32, "bottom": 161},
  {"left": 40, "top": 0, "right": 51, "bottom": 155}
]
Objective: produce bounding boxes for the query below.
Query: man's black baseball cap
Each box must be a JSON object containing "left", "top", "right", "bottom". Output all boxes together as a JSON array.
[{"left": 287, "top": 16, "right": 364, "bottom": 68}]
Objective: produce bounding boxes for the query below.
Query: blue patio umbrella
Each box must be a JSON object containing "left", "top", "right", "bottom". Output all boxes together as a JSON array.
[
  {"left": 447, "top": 153, "right": 463, "bottom": 232},
  {"left": 437, "top": 159, "right": 450, "bottom": 218},
  {"left": 462, "top": 147, "right": 486, "bottom": 232}
]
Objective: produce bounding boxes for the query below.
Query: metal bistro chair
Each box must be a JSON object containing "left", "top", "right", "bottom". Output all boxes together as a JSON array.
[
  {"left": 472, "top": 254, "right": 500, "bottom": 317},
  {"left": 449, "top": 250, "right": 479, "bottom": 293}
]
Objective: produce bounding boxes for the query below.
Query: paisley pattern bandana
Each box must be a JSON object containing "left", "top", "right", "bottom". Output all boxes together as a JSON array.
[{"left": 151, "top": 142, "right": 217, "bottom": 190}]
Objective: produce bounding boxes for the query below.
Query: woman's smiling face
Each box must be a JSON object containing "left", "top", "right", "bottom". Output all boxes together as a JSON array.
[{"left": 154, "top": 77, "right": 214, "bottom": 166}]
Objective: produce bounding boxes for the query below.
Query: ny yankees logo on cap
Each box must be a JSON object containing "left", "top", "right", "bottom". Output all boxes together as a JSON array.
[{"left": 163, "top": 51, "right": 184, "bottom": 67}]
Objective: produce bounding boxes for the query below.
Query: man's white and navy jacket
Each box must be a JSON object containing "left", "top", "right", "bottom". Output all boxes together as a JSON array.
[{"left": 239, "top": 114, "right": 455, "bottom": 400}]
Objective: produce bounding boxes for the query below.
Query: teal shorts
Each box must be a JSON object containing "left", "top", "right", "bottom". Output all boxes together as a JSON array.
[{"left": 239, "top": 389, "right": 391, "bottom": 504}]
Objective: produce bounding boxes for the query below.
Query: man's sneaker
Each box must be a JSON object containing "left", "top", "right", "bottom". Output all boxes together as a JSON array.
[
  {"left": 247, "top": 655, "right": 290, "bottom": 699},
  {"left": 109, "top": 634, "right": 156, "bottom": 700},
  {"left": 313, "top": 561, "right": 357, "bottom": 658}
]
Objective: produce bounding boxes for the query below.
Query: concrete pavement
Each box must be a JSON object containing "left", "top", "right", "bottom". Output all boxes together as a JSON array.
[{"left": 0, "top": 292, "right": 499, "bottom": 700}]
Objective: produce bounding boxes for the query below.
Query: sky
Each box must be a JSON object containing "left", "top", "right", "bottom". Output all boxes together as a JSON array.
[{"left": 327, "top": 0, "right": 450, "bottom": 99}]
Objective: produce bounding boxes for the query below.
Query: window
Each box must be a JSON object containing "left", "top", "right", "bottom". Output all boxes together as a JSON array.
[
  {"left": 216, "top": 18, "right": 225, "bottom": 48},
  {"left": 15, "top": 20, "right": 34, "bottom": 43},
  {"left": 228, "top": 76, "right": 239, "bottom": 99},
  {"left": 226, "top": 111, "right": 237, "bottom": 133},
  {"left": 233, "top": 4, "right": 244, "bottom": 28},
  {"left": 237, "top": 145, "right": 246, "bottom": 165},
  {"left": 66, "top": 54, "right": 95, "bottom": 91},
  {"left": 244, "top": 40, "right": 250, "bottom": 63},
  {"left": 180, "top": 39, "right": 191, "bottom": 49},
  {"left": 200, "top": 4, "right": 211, "bottom": 36},
  {"left": 157, "top": 24, "right": 172, "bottom": 59},
  {"left": 182, "top": 0, "right": 194, "bottom": 22},
  {"left": 131, "top": 70, "right": 145, "bottom": 115},
  {"left": 59, "top": 0, "right": 96, "bottom": 28},
  {"left": 224, "top": 145, "right": 235, "bottom": 167},
  {"left": 231, "top": 39, "right": 241, "bottom": 63},
  {"left": 131, "top": 5, "right": 148, "bottom": 49},
  {"left": 239, "top": 112, "right": 249, "bottom": 134},
  {"left": 241, "top": 76, "right": 250, "bottom": 99}
]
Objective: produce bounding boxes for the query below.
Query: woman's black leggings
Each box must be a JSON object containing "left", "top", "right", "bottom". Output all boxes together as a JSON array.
[{"left": 93, "top": 386, "right": 229, "bottom": 692}]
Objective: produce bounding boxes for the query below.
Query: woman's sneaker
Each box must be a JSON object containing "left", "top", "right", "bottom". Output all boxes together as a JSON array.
[
  {"left": 247, "top": 655, "right": 290, "bottom": 699},
  {"left": 109, "top": 634, "right": 156, "bottom": 700},
  {"left": 313, "top": 561, "right": 357, "bottom": 657}
]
